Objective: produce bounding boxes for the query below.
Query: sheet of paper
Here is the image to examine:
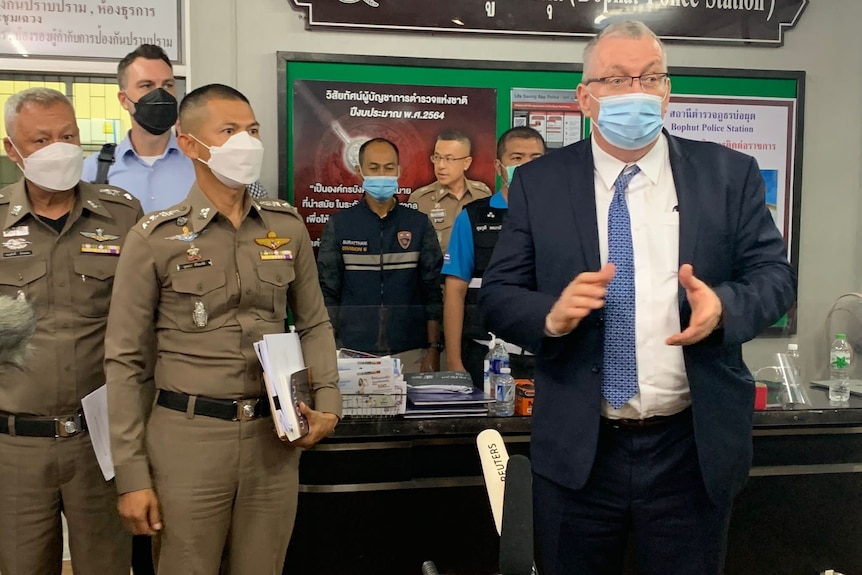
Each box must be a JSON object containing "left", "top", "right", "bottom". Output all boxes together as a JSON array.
[{"left": 81, "top": 384, "right": 114, "bottom": 481}]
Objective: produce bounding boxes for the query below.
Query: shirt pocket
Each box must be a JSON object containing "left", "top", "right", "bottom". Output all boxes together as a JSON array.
[
  {"left": 254, "top": 262, "right": 295, "bottom": 321},
  {"left": 167, "top": 268, "right": 229, "bottom": 332},
  {"left": 658, "top": 212, "right": 680, "bottom": 274},
  {"left": 72, "top": 256, "right": 118, "bottom": 318},
  {"left": 0, "top": 259, "right": 48, "bottom": 318}
]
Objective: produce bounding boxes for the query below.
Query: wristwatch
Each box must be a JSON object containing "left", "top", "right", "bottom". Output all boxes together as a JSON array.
[{"left": 427, "top": 342, "right": 444, "bottom": 351}]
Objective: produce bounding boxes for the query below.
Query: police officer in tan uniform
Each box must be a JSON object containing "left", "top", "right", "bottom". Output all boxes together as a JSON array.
[
  {"left": 104, "top": 84, "right": 341, "bottom": 575},
  {"left": 413, "top": 128, "right": 492, "bottom": 252},
  {"left": 0, "top": 87, "right": 141, "bottom": 575}
]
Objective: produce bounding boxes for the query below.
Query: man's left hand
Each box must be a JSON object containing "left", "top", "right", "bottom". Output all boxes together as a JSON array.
[
  {"left": 421, "top": 349, "right": 441, "bottom": 372},
  {"left": 666, "top": 264, "right": 723, "bottom": 346},
  {"left": 290, "top": 402, "right": 338, "bottom": 449}
]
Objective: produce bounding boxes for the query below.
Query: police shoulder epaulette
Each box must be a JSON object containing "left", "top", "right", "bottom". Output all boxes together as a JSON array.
[
  {"left": 0, "top": 189, "right": 11, "bottom": 205},
  {"left": 95, "top": 185, "right": 138, "bottom": 205},
  {"left": 137, "top": 204, "right": 191, "bottom": 236},
  {"left": 255, "top": 199, "right": 302, "bottom": 223}
]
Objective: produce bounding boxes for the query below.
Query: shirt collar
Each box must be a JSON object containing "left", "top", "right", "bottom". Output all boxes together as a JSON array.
[
  {"left": 186, "top": 183, "right": 257, "bottom": 234},
  {"left": 3, "top": 179, "right": 114, "bottom": 231},
  {"left": 117, "top": 130, "right": 181, "bottom": 160},
  {"left": 591, "top": 133, "right": 667, "bottom": 192},
  {"left": 490, "top": 191, "right": 507, "bottom": 208}
]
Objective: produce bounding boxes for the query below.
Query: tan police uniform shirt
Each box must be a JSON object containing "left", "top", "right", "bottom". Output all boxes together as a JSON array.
[
  {"left": 0, "top": 179, "right": 143, "bottom": 416},
  {"left": 105, "top": 184, "right": 341, "bottom": 494},
  {"left": 413, "top": 178, "right": 492, "bottom": 252}
]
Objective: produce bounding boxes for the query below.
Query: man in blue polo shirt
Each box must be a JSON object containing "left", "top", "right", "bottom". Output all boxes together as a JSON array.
[
  {"left": 82, "top": 44, "right": 267, "bottom": 211},
  {"left": 443, "top": 127, "right": 545, "bottom": 386}
]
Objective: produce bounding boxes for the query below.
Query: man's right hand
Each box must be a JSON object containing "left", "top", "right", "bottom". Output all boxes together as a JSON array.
[
  {"left": 118, "top": 488, "right": 163, "bottom": 536},
  {"left": 545, "top": 264, "right": 616, "bottom": 336}
]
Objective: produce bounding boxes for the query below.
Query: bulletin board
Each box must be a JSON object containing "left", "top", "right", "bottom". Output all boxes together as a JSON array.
[{"left": 277, "top": 52, "right": 804, "bottom": 334}]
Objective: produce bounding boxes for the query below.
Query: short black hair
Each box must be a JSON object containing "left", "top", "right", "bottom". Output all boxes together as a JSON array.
[
  {"left": 496, "top": 127, "right": 546, "bottom": 160},
  {"left": 358, "top": 138, "right": 400, "bottom": 165},
  {"left": 436, "top": 129, "right": 471, "bottom": 153},
  {"left": 178, "top": 84, "right": 250, "bottom": 129},
  {"left": 117, "top": 44, "right": 172, "bottom": 90}
]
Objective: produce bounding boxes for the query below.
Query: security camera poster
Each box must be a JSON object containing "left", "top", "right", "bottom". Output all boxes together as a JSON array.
[
  {"left": 664, "top": 96, "right": 796, "bottom": 250},
  {"left": 511, "top": 88, "right": 582, "bottom": 149},
  {"left": 292, "top": 80, "right": 497, "bottom": 245}
]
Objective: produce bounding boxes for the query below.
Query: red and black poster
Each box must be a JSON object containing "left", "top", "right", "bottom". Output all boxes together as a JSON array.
[{"left": 291, "top": 79, "right": 497, "bottom": 244}]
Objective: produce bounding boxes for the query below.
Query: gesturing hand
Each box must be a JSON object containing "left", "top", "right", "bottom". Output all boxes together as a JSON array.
[
  {"left": 666, "top": 264, "right": 723, "bottom": 346},
  {"left": 545, "top": 264, "right": 616, "bottom": 336}
]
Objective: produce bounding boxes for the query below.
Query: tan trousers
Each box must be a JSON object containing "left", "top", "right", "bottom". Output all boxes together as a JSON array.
[
  {"left": 147, "top": 405, "right": 301, "bottom": 575},
  {"left": 0, "top": 432, "right": 131, "bottom": 575}
]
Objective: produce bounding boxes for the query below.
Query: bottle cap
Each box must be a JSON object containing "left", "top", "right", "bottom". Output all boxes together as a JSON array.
[
  {"left": 787, "top": 343, "right": 798, "bottom": 351},
  {"left": 500, "top": 367, "right": 512, "bottom": 374},
  {"left": 837, "top": 333, "right": 847, "bottom": 339}
]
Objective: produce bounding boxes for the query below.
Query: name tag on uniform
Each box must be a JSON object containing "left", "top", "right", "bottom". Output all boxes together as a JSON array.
[
  {"left": 430, "top": 208, "right": 446, "bottom": 222},
  {"left": 177, "top": 260, "right": 213, "bottom": 271},
  {"left": 81, "top": 243, "right": 121, "bottom": 255},
  {"left": 260, "top": 250, "right": 293, "bottom": 261}
]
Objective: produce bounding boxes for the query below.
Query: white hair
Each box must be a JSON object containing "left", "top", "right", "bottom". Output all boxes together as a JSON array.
[
  {"left": 583, "top": 20, "right": 668, "bottom": 80},
  {"left": 4, "top": 87, "right": 72, "bottom": 139}
]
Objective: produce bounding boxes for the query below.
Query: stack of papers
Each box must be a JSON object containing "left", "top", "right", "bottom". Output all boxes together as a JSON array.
[
  {"left": 337, "top": 350, "right": 406, "bottom": 417},
  {"left": 405, "top": 372, "right": 494, "bottom": 418},
  {"left": 254, "top": 329, "right": 312, "bottom": 442}
]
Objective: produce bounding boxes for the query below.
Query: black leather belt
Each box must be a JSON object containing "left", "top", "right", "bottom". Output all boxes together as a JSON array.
[
  {"left": 601, "top": 408, "right": 691, "bottom": 431},
  {"left": 157, "top": 390, "right": 271, "bottom": 422},
  {"left": 0, "top": 411, "right": 87, "bottom": 438}
]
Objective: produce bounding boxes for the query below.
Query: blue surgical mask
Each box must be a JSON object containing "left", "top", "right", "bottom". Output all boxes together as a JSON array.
[
  {"left": 362, "top": 175, "right": 399, "bottom": 202},
  {"left": 591, "top": 92, "right": 665, "bottom": 150},
  {"left": 504, "top": 164, "right": 517, "bottom": 186}
]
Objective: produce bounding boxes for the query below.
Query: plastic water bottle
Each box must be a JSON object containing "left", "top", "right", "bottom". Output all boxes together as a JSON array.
[
  {"left": 786, "top": 343, "right": 800, "bottom": 373},
  {"left": 494, "top": 367, "right": 516, "bottom": 417},
  {"left": 482, "top": 334, "right": 497, "bottom": 397},
  {"left": 829, "top": 334, "right": 854, "bottom": 403}
]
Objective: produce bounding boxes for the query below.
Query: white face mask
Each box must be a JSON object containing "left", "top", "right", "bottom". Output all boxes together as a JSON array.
[
  {"left": 10, "top": 141, "right": 83, "bottom": 193},
  {"left": 191, "top": 131, "right": 264, "bottom": 189}
]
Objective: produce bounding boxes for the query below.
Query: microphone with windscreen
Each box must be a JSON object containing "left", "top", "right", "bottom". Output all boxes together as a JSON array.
[
  {"left": 420, "top": 560, "right": 440, "bottom": 575},
  {"left": 499, "top": 454, "right": 536, "bottom": 575},
  {"left": 0, "top": 294, "right": 36, "bottom": 367}
]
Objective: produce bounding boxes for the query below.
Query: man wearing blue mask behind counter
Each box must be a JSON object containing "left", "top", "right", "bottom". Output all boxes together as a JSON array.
[
  {"left": 317, "top": 137, "right": 444, "bottom": 373},
  {"left": 479, "top": 20, "right": 795, "bottom": 575}
]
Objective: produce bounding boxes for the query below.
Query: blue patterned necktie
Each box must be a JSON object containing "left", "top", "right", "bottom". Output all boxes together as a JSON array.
[{"left": 602, "top": 165, "right": 641, "bottom": 409}]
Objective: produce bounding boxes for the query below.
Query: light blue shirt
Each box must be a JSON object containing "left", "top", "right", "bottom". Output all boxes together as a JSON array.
[
  {"left": 441, "top": 191, "right": 508, "bottom": 281},
  {"left": 82, "top": 132, "right": 195, "bottom": 214}
]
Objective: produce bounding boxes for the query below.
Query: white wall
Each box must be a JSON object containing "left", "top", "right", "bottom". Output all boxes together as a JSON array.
[{"left": 189, "top": 0, "right": 862, "bottom": 370}]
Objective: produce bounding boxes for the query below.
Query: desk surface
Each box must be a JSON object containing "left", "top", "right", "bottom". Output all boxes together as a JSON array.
[{"left": 329, "top": 385, "right": 862, "bottom": 440}]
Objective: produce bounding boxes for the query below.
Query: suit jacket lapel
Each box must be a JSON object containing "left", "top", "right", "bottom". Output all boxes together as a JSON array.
[
  {"left": 566, "top": 140, "right": 601, "bottom": 271},
  {"left": 666, "top": 133, "right": 699, "bottom": 266}
]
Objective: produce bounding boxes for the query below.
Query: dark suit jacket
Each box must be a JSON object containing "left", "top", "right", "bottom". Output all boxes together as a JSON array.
[{"left": 479, "top": 133, "right": 796, "bottom": 505}]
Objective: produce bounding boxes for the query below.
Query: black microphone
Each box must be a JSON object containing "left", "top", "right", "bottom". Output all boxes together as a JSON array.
[
  {"left": 0, "top": 294, "right": 36, "bottom": 367},
  {"left": 420, "top": 560, "right": 440, "bottom": 575},
  {"left": 499, "top": 454, "right": 534, "bottom": 575}
]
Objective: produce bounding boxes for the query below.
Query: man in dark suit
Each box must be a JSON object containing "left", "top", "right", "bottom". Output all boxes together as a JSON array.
[{"left": 479, "top": 20, "right": 795, "bottom": 575}]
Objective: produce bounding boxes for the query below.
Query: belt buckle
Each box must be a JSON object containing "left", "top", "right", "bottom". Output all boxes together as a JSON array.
[
  {"left": 234, "top": 399, "right": 259, "bottom": 421},
  {"left": 55, "top": 414, "right": 81, "bottom": 438}
]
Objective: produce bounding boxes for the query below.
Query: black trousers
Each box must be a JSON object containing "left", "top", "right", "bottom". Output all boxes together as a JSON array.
[{"left": 533, "top": 410, "right": 733, "bottom": 575}]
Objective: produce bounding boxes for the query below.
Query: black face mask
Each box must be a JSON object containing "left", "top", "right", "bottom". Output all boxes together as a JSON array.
[{"left": 130, "top": 88, "right": 178, "bottom": 136}]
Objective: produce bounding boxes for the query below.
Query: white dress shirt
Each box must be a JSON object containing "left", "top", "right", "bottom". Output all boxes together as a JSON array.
[{"left": 592, "top": 134, "right": 691, "bottom": 419}]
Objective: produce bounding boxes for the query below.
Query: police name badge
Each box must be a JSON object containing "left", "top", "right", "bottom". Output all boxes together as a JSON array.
[{"left": 430, "top": 208, "right": 446, "bottom": 223}]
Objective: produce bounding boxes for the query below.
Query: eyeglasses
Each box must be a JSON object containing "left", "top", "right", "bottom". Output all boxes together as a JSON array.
[
  {"left": 584, "top": 73, "right": 669, "bottom": 93},
  {"left": 430, "top": 154, "right": 469, "bottom": 165}
]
